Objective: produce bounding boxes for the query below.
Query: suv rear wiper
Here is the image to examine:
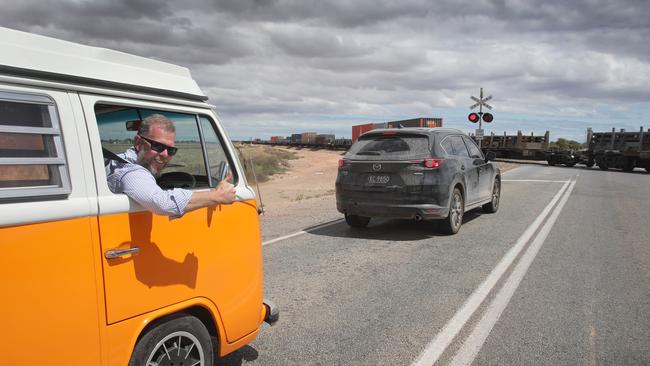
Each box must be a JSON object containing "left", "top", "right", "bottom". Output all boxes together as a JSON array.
[{"left": 357, "top": 151, "right": 381, "bottom": 155}]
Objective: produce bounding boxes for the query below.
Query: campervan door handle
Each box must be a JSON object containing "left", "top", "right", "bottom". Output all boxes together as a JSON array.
[{"left": 104, "top": 247, "right": 140, "bottom": 259}]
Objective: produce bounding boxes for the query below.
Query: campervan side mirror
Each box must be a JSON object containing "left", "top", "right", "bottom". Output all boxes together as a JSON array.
[{"left": 126, "top": 120, "right": 142, "bottom": 131}]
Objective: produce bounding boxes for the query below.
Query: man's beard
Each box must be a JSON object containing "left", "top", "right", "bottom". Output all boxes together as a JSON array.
[{"left": 137, "top": 149, "right": 164, "bottom": 177}]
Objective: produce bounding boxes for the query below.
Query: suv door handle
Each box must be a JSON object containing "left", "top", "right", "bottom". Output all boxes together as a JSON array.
[{"left": 105, "top": 247, "right": 140, "bottom": 259}]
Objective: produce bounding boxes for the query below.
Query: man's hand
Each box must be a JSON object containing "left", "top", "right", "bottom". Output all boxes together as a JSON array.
[
  {"left": 184, "top": 179, "right": 237, "bottom": 213},
  {"left": 212, "top": 179, "right": 236, "bottom": 205}
]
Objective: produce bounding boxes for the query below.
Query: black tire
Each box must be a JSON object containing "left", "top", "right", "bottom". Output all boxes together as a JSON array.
[
  {"left": 441, "top": 188, "right": 464, "bottom": 235},
  {"left": 547, "top": 160, "right": 556, "bottom": 166},
  {"left": 345, "top": 214, "right": 370, "bottom": 228},
  {"left": 129, "top": 314, "right": 214, "bottom": 366},
  {"left": 585, "top": 161, "right": 594, "bottom": 168},
  {"left": 565, "top": 163, "right": 575, "bottom": 167},
  {"left": 482, "top": 178, "right": 500, "bottom": 213},
  {"left": 598, "top": 162, "right": 609, "bottom": 171}
]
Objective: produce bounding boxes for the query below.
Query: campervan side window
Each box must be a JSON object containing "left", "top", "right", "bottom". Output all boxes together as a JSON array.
[
  {"left": 0, "top": 91, "right": 71, "bottom": 200},
  {"left": 96, "top": 104, "right": 235, "bottom": 190}
]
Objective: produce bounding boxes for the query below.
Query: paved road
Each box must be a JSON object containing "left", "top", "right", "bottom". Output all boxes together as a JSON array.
[{"left": 217, "top": 165, "right": 650, "bottom": 365}]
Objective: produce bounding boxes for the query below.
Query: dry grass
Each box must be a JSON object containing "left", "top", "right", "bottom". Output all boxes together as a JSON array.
[{"left": 234, "top": 144, "right": 300, "bottom": 182}]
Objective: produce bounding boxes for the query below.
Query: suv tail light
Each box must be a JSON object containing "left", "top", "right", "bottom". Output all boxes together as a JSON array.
[
  {"left": 423, "top": 158, "right": 443, "bottom": 169},
  {"left": 410, "top": 158, "right": 444, "bottom": 169},
  {"left": 338, "top": 158, "right": 349, "bottom": 168}
]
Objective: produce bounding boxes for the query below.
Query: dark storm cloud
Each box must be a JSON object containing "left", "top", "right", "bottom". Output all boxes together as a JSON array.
[
  {"left": 205, "top": 0, "right": 434, "bottom": 27},
  {"left": 2, "top": 0, "right": 650, "bottom": 141},
  {"left": 1, "top": 0, "right": 174, "bottom": 29},
  {"left": 0, "top": 0, "right": 256, "bottom": 64},
  {"left": 266, "top": 26, "right": 373, "bottom": 58}
]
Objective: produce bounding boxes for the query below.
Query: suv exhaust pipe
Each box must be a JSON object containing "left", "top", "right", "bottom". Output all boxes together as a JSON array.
[{"left": 414, "top": 214, "right": 423, "bottom": 222}]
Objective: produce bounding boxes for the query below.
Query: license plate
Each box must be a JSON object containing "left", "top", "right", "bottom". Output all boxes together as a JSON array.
[{"left": 367, "top": 175, "right": 390, "bottom": 184}]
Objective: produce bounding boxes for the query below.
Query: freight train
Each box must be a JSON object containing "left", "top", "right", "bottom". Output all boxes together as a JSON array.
[
  {"left": 259, "top": 132, "right": 353, "bottom": 150},
  {"left": 546, "top": 127, "right": 650, "bottom": 172}
]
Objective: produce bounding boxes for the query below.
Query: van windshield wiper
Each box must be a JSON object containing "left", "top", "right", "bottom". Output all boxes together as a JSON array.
[{"left": 357, "top": 151, "right": 381, "bottom": 155}]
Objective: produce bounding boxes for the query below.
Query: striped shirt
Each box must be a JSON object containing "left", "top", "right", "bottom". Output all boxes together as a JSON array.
[{"left": 106, "top": 147, "right": 192, "bottom": 219}]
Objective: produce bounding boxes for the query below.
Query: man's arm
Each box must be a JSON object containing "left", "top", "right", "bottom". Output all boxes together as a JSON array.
[
  {"left": 184, "top": 179, "right": 237, "bottom": 213},
  {"left": 118, "top": 168, "right": 192, "bottom": 217}
]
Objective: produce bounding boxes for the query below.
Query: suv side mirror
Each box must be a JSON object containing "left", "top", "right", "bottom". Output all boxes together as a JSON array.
[{"left": 485, "top": 151, "right": 496, "bottom": 162}]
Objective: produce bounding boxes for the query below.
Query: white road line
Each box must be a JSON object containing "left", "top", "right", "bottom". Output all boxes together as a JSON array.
[
  {"left": 262, "top": 218, "right": 344, "bottom": 246},
  {"left": 411, "top": 180, "right": 571, "bottom": 366},
  {"left": 450, "top": 179, "right": 577, "bottom": 366},
  {"left": 502, "top": 179, "right": 569, "bottom": 183}
]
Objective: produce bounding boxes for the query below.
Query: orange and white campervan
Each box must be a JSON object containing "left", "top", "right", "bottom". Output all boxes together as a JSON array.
[{"left": 0, "top": 27, "right": 277, "bottom": 366}]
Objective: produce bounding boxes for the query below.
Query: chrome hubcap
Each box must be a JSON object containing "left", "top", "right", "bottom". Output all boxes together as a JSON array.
[{"left": 145, "top": 331, "right": 204, "bottom": 366}]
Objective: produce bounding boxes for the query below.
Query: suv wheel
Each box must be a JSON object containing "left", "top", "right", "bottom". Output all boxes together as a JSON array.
[
  {"left": 483, "top": 178, "right": 500, "bottom": 213},
  {"left": 345, "top": 214, "right": 371, "bottom": 228},
  {"left": 441, "top": 188, "right": 464, "bottom": 235}
]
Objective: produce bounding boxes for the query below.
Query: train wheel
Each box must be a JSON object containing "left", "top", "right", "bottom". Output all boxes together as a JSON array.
[{"left": 622, "top": 158, "right": 635, "bottom": 172}]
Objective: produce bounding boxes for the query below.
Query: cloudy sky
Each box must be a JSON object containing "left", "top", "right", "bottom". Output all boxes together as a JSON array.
[{"left": 2, "top": 0, "right": 650, "bottom": 142}]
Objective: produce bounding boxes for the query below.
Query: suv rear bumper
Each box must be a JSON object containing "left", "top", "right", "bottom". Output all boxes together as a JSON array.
[{"left": 337, "top": 200, "right": 449, "bottom": 220}]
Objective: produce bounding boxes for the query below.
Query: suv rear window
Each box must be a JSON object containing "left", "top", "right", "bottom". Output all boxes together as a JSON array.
[{"left": 346, "top": 134, "right": 431, "bottom": 160}]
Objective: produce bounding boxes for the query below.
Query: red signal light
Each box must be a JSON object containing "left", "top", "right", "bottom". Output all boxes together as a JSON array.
[
  {"left": 468, "top": 113, "right": 480, "bottom": 123},
  {"left": 338, "top": 159, "right": 349, "bottom": 168},
  {"left": 482, "top": 113, "right": 493, "bottom": 123}
]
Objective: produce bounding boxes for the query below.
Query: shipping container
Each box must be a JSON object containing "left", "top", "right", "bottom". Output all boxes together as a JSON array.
[
  {"left": 315, "top": 134, "right": 335, "bottom": 145},
  {"left": 352, "top": 123, "right": 374, "bottom": 142},
  {"left": 352, "top": 118, "right": 443, "bottom": 142},
  {"left": 290, "top": 134, "right": 302, "bottom": 144},
  {"left": 386, "top": 118, "right": 443, "bottom": 129},
  {"left": 300, "top": 132, "right": 317, "bottom": 145}
]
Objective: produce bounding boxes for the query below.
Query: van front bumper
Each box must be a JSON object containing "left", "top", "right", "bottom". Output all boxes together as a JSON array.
[{"left": 263, "top": 298, "right": 279, "bottom": 325}]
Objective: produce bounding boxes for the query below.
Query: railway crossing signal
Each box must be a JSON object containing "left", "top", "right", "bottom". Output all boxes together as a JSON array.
[
  {"left": 469, "top": 88, "right": 495, "bottom": 148},
  {"left": 482, "top": 112, "right": 493, "bottom": 123}
]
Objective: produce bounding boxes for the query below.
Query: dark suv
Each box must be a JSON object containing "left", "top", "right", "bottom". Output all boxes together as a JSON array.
[{"left": 335, "top": 128, "right": 500, "bottom": 234}]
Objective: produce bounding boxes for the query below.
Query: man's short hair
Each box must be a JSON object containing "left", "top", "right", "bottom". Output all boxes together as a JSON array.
[{"left": 138, "top": 114, "right": 176, "bottom": 135}]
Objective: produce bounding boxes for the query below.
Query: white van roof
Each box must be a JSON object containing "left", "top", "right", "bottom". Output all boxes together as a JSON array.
[{"left": 0, "top": 27, "right": 207, "bottom": 101}]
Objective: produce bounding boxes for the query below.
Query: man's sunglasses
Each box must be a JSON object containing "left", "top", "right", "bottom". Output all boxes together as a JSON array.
[{"left": 139, "top": 135, "right": 178, "bottom": 156}]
